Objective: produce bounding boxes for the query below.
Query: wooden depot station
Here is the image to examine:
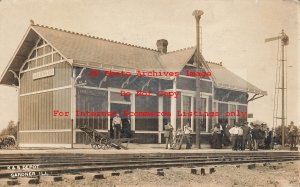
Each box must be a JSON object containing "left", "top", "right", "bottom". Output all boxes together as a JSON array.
[{"left": 0, "top": 24, "right": 266, "bottom": 148}]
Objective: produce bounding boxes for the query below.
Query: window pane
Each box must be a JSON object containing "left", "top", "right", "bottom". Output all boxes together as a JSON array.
[
  {"left": 76, "top": 89, "right": 108, "bottom": 130},
  {"left": 110, "top": 92, "right": 130, "bottom": 102},
  {"left": 218, "top": 103, "right": 228, "bottom": 125},
  {"left": 194, "top": 98, "right": 207, "bottom": 132},
  {"left": 182, "top": 96, "right": 191, "bottom": 127},
  {"left": 135, "top": 96, "right": 158, "bottom": 131},
  {"left": 163, "top": 97, "right": 171, "bottom": 125},
  {"left": 237, "top": 105, "right": 247, "bottom": 123},
  {"left": 229, "top": 104, "right": 236, "bottom": 125}
]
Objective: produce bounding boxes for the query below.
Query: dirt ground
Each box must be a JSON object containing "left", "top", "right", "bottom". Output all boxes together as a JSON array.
[{"left": 5, "top": 161, "right": 300, "bottom": 187}]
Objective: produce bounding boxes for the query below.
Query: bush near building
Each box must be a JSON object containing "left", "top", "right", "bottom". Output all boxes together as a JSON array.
[
  {"left": 274, "top": 123, "right": 299, "bottom": 145},
  {"left": 0, "top": 121, "right": 17, "bottom": 138}
]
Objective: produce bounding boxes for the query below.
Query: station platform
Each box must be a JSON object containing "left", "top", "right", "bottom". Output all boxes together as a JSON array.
[{"left": 0, "top": 144, "right": 299, "bottom": 156}]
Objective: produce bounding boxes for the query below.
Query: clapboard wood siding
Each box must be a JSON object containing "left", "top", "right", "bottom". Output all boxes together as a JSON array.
[
  {"left": 20, "top": 88, "right": 71, "bottom": 130},
  {"left": 19, "top": 58, "right": 72, "bottom": 145},
  {"left": 19, "top": 132, "right": 71, "bottom": 144},
  {"left": 20, "top": 61, "right": 71, "bottom": 94}
]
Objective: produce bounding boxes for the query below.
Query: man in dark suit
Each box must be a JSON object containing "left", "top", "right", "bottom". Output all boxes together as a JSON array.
[
  {"left": 241, "top": 122, "right": 250, "bottom": 150},
  {"left": 164, "top": 122, "right": 174, "bottom": 149}
]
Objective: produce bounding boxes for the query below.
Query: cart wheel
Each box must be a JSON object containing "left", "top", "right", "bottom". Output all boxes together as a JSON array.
[
  {"left": 3, "top": 144, "right": 8, "bottom": 149},
  {"left": 96, "top": 144, "right": 103, "bottom": 149},
  {"left": 100, "top": 138, "right": 109, "bottom": 150},
  {"left": 103, "top": 143, "right": 111, "bottom": 150},
  {"left": 91, "top": 143, "right": 98, "bottom": 149},
  {"left": 102, "top": 141, "right": 111, "bottom": 150},
  {"left": 102, "top": 143, "right": 108, "bottom": 150}
]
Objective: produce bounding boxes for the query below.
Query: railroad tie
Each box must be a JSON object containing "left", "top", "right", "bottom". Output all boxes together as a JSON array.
[
  {"left": 191, "top": 167, "right": 215, "bottom": 175},
  {"left": 1, "top": 179, "right": 19, "bottom": 186},
  {"left": 61, "top": 174, "right": 84, "bottom": 181},
  {"left": 247, "top": 164, "right": 256, "bottom": 169},
  {"left": 191, "top": 168, "right": 198, "bottom": 175},
  {"left": 124, "top": 170, "right": 133, "bottom": 174},
  {"left": 157, "top": 171, "right": 165, "bottom": 176},
  {"left": 202, "top": 167, "right": 216, "bottom": 175},
  {"left": 18, "top": 177, "right": 39, "bottom": 184},
  {"left": 111, "top": 172, "right": 120, "bottom": 176},
  {"left": 156, "top": 168, "right": 165, "bottom": 176},
  {"left": 82, "top": 173, "right": 105, "bottom": 180}
]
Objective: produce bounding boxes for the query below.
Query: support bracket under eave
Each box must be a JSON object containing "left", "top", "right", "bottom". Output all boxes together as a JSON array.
[
  {"left": 247, "top": 94, "right": 264, "bottom": 103},
  {"left": 121, "top": 76, "right": 132, "bottom": 88},
  {"left": 142, "top": 77, "right": 153, "bottom": 91},
  {"left": 221, "top": 91, "right": 232, "bottom": 101},
  {"left": 8, "top": 70, "right": 20, "bottom": 88},
  {"left": 75, "top": 67, "right": 86, "bottom": 84},
  {"left": 99, "top": 76, "right": 108, "bottom": 88}
]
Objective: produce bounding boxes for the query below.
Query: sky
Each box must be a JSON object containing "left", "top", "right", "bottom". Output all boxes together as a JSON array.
[{"left": 0, "top": 0, "right": 299, "bottom": 130}]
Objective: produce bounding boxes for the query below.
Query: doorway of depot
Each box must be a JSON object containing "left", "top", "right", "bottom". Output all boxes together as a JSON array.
[{"left": 110, "top": 103, "right": 132, "bottom": 138}]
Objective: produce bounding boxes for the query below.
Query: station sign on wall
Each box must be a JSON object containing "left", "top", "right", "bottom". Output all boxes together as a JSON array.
[{"left": 32, "top": 68, "right": 55, "bottom": 80}]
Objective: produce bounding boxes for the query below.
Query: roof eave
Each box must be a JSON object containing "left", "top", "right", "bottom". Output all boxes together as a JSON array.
[
  {"left": 215, "top": 84, "right": 267, "bottom": 95},
  {"left": 0, "top": 25, "right": 35, "bottom": 86},
  {"left": 73, "top": 60, "right": 173, "bottom": 80}
]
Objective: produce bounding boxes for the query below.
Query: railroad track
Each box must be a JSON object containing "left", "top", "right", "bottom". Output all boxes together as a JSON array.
[{"left": 0, "top": 151, "right": 299, "bottom": 179}]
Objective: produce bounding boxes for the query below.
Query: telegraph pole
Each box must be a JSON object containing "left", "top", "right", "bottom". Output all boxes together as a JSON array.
[
  {"left": 193, "top": 10, "right": 204, "bottom": 149},
  {"left": 265, "top": 29, "right": 289, "bottom": 147},
  {"left": 280, "top": 30, "right": 286, "bottom": 147}
]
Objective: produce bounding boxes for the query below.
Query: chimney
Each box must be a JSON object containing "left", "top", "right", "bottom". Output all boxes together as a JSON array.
[{"left": 156, "top": 39, "right": 168, "bottom": 54}]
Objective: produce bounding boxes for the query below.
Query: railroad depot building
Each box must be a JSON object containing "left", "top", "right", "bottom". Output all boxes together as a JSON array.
[{"left": 0, "top": 24, "right": 267, "bottom": 148}]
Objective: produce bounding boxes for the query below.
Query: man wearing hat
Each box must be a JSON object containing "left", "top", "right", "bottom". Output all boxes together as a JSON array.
[
  {"left": 229, "top": 124, "right": 239, "bottom": 150},
  {"left": 237, "top": 123, "right": 244, "bottom": 150},
  {"left": 289, "top": 121, "right": 297, "bottom": 149},
  {"left": 241, "top": 121, "right": 250, "bottom": 150},
  {"left": 164, "top": 122, "right": 174, "bottom": 149},
  {"left": 251, "top": 124, "right": 261, "bottom": 151}
]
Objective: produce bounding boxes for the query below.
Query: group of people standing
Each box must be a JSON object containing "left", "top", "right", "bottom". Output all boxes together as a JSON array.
[
  {"left": 111, "top": 113, "right": 132, "bottom": 139},
  {"left": 112, "top": 113, "right": 298, "bottom": 151},
  {"left": 228, "top": 122, "right": 252, "bottom": 151},
  {"left": 211, "top": 122, "right": 274, "bottom": 151},
  {"left": 164, "top": 122, "right": 192, "bottom": 149}
]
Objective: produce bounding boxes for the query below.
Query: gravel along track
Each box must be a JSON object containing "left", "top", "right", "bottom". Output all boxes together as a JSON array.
[
  {"left": 0, "top": 152, "right": 299, "bottom": 186},
  {"left": 1, "top": 161, "right": 297, "bottom": 187}
]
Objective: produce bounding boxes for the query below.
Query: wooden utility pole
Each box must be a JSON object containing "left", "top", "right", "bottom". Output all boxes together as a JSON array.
[{"left": 193, "top": 10, "right": 204, "bottom": 149}]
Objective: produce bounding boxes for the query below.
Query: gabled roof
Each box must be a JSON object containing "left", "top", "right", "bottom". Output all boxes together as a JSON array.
[
  {"left": 0, "top": 24, "right": 267, "bottom": 95},
  {"left": 32, "top": 25, "right": 164, "bottom": 71},
  {"left": 160, "top": 47, "right": 196, "bottom": 72},
  {"left": 207, "top": 62, "right": 266, "bottom": 94}
]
